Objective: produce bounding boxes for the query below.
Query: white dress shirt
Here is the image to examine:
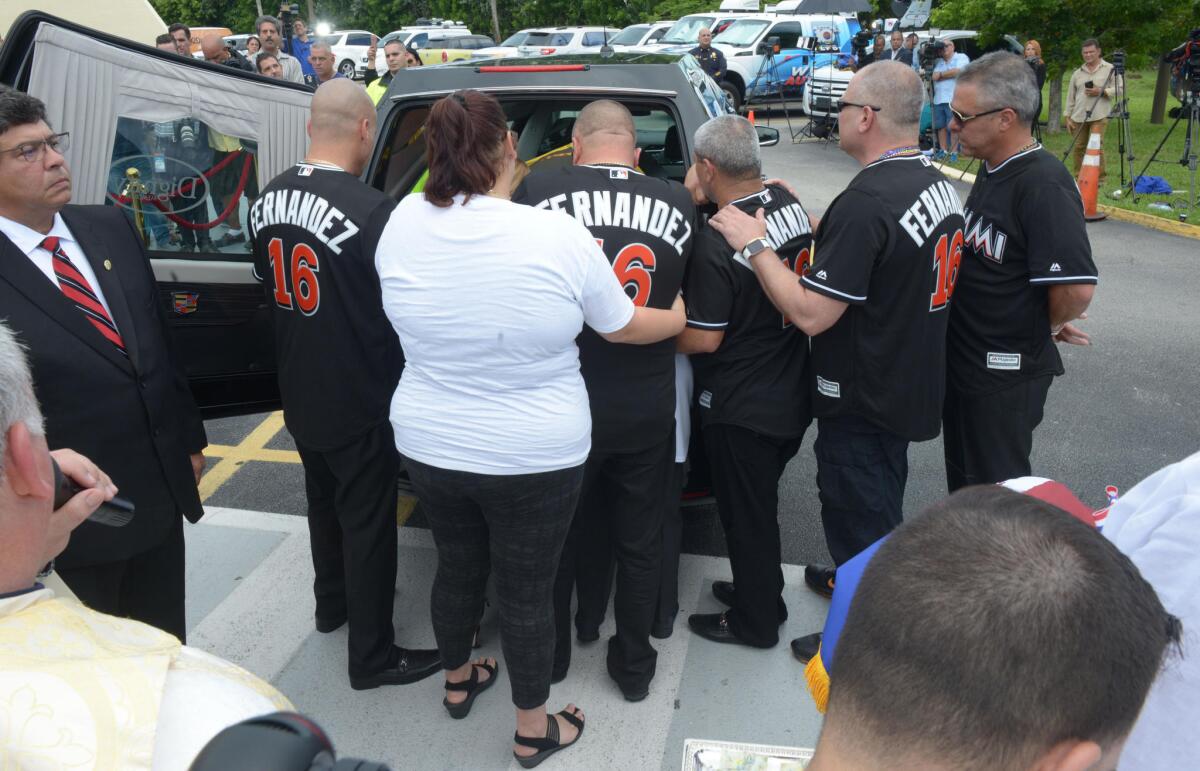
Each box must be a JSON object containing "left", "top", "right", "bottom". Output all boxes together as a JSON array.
[{"left": 0, "top": 212, "right": 119, "bottom": 324}]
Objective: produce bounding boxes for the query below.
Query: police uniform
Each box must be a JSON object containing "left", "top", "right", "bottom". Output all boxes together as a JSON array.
[
  {"left": 690, "top": 45, "right": 727, "bottom": 82},
  {"left": 248, "top": 162, "right": 403, "bottom": 680},
  {"left": 945, "top": 144, "right": 1097, "bottom": 490},
  {"left": 515, "top": 163, "right": 695, "bottom": 697},
  {"left": 685, "top": 184, "right": 812, "bottom": 648},
  {"left": 802, "top": 151, "right": 966, "bottom": 565}
]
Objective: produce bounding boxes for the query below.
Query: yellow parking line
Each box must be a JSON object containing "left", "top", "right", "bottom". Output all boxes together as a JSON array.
[
  {"left": 198, "top": 411, "right": 289, "bottom": 502},
  {"left": 200, "top": 411, "right": 418, "bottom": 528}
]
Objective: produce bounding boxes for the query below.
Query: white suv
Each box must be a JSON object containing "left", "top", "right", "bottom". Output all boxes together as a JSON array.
[
  {"left": 609, "top": 21, "right": 676, "bottom": 51},
  {"left": 318, "top": 30, "right": 377, "bottom": 80},
  {"left": 516, "top": 27, "right": 621, "bottom": 57}
]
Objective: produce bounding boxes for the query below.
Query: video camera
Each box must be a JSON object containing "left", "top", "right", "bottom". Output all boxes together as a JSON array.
[
  {"left": 1164, "top": 29, "right": 1200, "bottom": 101},
  {"left": 851, "top": 29, "right": 873, "bottom": 58},
  {"left": 278, "top": 2, "right": 300, "bottom": 48},
  {"left": 756, "top": 35, "right": 782, "bottom": 56},
  {"left": 919, "top": 38, "right": 945, "bottom": 73}
]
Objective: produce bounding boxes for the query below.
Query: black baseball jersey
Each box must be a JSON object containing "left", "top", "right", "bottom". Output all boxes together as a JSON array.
[
  {"left": 684, "top": 185, "right": 812, "bottom": 438},
  {"left": 948, "top": 146, "right": 1098, "bottom": 394},
  {"left": 515, "top": 163, "right": 695, "bottom": 453},
  {"left": 249, "top": 162, "right": 400, "bottom": 451},
  {"left": 803, "top": 153, "right": 966, "bottom": 441}
]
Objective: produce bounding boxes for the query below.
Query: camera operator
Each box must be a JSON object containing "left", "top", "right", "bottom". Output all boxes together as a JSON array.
[
  {"left": 857, "top": 34, "right": 886, "bottom": 68},
  {"left": 1066, "top": 38, "right": 1115, "bottom": 180},
  {"left": 248, "top": 14, "right": 305, "bottom": 84},
  {"left": 931, "top": 39, "right": 970, "bottom": 161}
]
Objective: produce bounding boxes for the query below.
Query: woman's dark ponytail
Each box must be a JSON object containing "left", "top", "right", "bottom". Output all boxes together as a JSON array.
[{"left": 424, "top": 90, "right": 508, "bottom": 207}]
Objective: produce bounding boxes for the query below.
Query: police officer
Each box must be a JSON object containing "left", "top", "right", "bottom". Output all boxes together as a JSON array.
[
  {"left": 706, "top": 62, "right": 966, "bottom": 663},
  {"left": 680, "top": 115, "right": 813, "bottom": 650},
  {"left": 248, "top": 80, "right": 440, "bottom": 690},
  {"left": 944, "top": 52, "right": 1096, "bottom": 491},
  {"left": 515, "top": 100, "right": 695, "bottom": 701},
  {"left": 691, "top": 28, "right": 727, "bottom": 83}
]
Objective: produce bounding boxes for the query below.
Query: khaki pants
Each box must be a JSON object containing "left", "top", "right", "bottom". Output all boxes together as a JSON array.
[{"left": 1070, "top": 119, "right": 1108, "bottom": 180}]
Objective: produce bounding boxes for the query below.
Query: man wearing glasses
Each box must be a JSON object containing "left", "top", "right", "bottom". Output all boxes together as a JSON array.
[
  {"left": 943, "top": 52, "right": 1097, "bottom": 492},
  {"left": 931, "top": 39, "right": 970, "bottom": 161},
  {"left": 704, "top": 61, "right": 964, "bottom": 664},
  {"left": 0, "top": 87, "right": 208, "bottom": 640}
]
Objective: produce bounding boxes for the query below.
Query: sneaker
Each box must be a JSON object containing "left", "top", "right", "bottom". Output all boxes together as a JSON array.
[
  {"left": 948, "top": 151, "right": 958, "bottom": 163},
  {"left": 803, "top": 564, "right": 836, "bottom": 599},
  {"left": 933, "top": 149, "right": 946, "bottom": 161}
]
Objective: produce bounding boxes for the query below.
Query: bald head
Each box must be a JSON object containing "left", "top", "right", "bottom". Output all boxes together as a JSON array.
[
  {"left": 572, "top": 99, "right": 638, "bottom": 167},
  {"left": 848, "top": 60, "right": 923, "bottom": 135},
  {"left": 310, "top": 78, "right": 376, "bottom": 140},
  {"left": 200, "top": 34, "right": 225, "bottom": 58}
]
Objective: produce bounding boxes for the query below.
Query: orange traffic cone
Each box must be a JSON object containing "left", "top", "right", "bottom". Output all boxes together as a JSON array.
[
  {"left": 747, "top": 109, "right": 756, "bottom": 126},
  {"left": 1077, "top": 130, "right": 1106, "bottom": 222}
]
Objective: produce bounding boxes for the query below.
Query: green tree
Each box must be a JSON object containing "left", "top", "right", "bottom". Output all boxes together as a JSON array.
[
  {"left": 150, "top": 0, "right": 258, "bottom": 32},
  {"left": 932, "top": 0, "right": 1199, "bottom": 131}
]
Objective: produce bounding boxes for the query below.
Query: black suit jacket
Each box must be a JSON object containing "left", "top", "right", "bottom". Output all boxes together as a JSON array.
[
  {"left": 0, "top": 205, "right": 206, "bottom": 568},
  {"left": 892, "top": 48, "right": 914, "bottom": 65}
]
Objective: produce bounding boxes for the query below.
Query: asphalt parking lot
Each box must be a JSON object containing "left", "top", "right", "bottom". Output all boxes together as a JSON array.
[{"left": 197, "top": 132, "right": 1200, "bottom": 568}]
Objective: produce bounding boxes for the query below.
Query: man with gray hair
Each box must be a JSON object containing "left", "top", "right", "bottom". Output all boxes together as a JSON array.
[
  {"left": 706, "top": 62, "right": 965, "bottom": 663},
  {"left": 678, "top": 114, "right": 814, "bottom": 649},
  {"left": 249, "top": 14, "right": 304, "bottom": 84},
  {"left": 304, "top": 40, "right": 343, "bottom": 88},
  {"left": 943, "top": 52, "right": 1096, "bottom": 493}
]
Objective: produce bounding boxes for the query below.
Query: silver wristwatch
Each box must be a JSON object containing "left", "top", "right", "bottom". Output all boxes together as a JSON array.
[{"left": 741, "top": 237, "right": 771, "bottom": 260}]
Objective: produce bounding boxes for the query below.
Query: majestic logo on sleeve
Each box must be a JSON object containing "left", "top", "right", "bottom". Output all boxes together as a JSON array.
[{"left": 962, "top": 208, "right": 1009, "bottom": 264}]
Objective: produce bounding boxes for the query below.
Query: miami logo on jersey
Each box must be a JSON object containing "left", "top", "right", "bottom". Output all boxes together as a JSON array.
[{"left": 962, "top": 208, "right": 1009, "bottom": 265}]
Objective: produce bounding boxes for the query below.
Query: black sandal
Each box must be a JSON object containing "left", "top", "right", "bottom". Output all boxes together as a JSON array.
[
  {"left": 442, "top": 659, "right": 497, "bottom": 719},
  {"left": 513, "top": 707, "right": 585, "bottom": 768}
]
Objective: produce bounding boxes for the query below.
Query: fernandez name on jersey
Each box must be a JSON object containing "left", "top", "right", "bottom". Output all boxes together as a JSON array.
[
  {"left": 249, "top": 162, "right": 400, "bottom": 452},
  {"left": 515, "top": 163, "right": 696, "bottom": 455}
]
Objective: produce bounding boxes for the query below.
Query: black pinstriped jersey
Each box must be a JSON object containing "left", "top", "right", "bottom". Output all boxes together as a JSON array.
[
  {"left": 515, "top": 163, "right": 696, "bottom": 453},
  {"left": 684, "top": 184, "right": 813, "bottom": 438},
  {"left": 802, "top": 152, "right": 965, "bottom": 441},
  {"left": 249, "top": 163, "right": 400, "bottom": 450},
  {"left": 948, "top": 146, "right": 1098, "bottom": 394}
]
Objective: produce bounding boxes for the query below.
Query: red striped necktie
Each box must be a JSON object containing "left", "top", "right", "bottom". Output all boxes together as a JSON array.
[{"left": 40, "top": 236, "right": 127, "bottom": 356}]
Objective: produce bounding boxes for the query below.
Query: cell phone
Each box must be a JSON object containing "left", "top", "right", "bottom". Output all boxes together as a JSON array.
[
  {"left": 1085, "top": 80, "right": 1094, "bottom": 89},
  {"left": 52, "top": 457, "right": 135, "bottom": 527}
]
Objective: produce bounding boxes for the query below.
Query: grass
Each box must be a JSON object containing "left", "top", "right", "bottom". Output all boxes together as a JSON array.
[{"left": 939, "top": 69, "right": 1198, "bottom": 222}]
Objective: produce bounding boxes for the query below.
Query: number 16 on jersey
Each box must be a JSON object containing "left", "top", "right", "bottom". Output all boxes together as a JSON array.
[{"left": 267, "top": 237, "right": 322, "bottom": 316}]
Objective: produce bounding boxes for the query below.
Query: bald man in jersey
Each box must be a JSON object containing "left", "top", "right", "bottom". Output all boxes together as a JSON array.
[
  {"left": 249, "top": 79, "right": 440, "bottom": 689},
  {"left": 514, "top": 99, "right": 696, "bottom": 699}
]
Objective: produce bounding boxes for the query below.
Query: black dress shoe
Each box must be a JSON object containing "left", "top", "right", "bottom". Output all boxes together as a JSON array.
[
  {"left": 315, "top": 614, "right": 347, "bottom": 634},
  {"left": 576, "top": 626, "right": 600, "bottom": 643},
  {"left": 712, "top": 580, "right": 736, "bottom": 607},
  {"left": 349, "top": 645, "right": 442, "bottom": 690},
  {"left": 804, "top": 564, "right": 836, "bottom": 599},
  {"left": 688, "top": 611, "right": 762, "bottom": 647},
  {"left": 790, "top": 632, "right": 822, "bottom": 664}
]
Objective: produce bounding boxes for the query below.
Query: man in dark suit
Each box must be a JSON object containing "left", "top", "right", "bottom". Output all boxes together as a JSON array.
[
  {"left": 0, "top": 87, "right": 206, "bottom": 641},
  {"left": 889, "top": 30, "right": 914, "bottom": 65}
]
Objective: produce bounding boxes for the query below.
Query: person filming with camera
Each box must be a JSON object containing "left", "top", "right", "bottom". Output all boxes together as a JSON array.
[{"left": 1066, "top": 38, "right": 1116, "bottom": 181}]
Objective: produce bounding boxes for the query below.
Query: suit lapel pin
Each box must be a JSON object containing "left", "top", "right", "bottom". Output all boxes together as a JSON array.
[{"left": 103, "top": 259, "right": 112, "bottom": 271}]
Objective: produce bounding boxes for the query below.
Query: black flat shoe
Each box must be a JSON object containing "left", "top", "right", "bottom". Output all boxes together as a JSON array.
[
  {"left": 712, "top": 580, "right": 736, "bottom": 607},
  {"left": 791, "top": 632, "right": 822, "bottom": 664},
  {"left": 576, "top": 626, "right": 599, "bottom": 643},
  {"left": 804, "top": 564, "right": 836, "bottom": 599},
  {"left": 513, "top": 707, "right": 585, "bottom": 768},
  {"left": 687, "top": 611, "right": 768, "bottom": 648},
  {"left": 443, "top": 658, "right": 497, "bottom": 719},
  {"left": 349, "top": 645, "right": 441, "bottom": 690}
]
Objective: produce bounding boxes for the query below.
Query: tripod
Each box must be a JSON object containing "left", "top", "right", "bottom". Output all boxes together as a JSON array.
[
  {"left": 794, "top": 34, "right": 842, "bottom": 145},
  {"left": 1106, "top": 53, "right": 1138, "bottom": 199},
  {"left": 746, "top": 36, "right": 801, "bottom": 143},
  {"left": 1132, "top": 87, "right": 1199, "bottom": 210}
]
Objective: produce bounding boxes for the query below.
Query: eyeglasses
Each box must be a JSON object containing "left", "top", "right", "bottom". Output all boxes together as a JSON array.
[
  {"left": 837, "top": 101, "right": 882, "bottom": 113},
  {"left": 949, "top": 106, "right": 1007, "bottom": 123},
  {"left": 0, "top": 132, "right": 70, "bottom": 163}
]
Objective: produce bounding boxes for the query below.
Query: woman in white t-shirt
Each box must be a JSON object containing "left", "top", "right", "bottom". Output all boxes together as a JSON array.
[{"left": 376, "top": 89, "right": 685, "bottom": 768}]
